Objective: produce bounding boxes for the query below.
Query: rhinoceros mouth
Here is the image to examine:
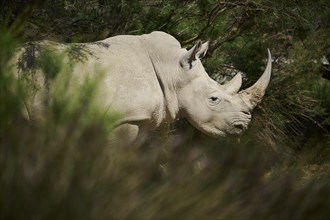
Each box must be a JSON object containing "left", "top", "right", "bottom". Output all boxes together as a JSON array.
[
  {"left": 226, "top": 119, "right": 250, "bottom": 135},
  {"left": 228, "top": 125, "right": 247, "bottom": 135},
  {"left": 200, "top": 120, "right": 250, "bottom": 137}
]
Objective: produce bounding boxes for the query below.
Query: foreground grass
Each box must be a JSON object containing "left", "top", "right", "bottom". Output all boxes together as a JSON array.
[{"left": 1, "top": 113, "right": 329, "bottom": 219}]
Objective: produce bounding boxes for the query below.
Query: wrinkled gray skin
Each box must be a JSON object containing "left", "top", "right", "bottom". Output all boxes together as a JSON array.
[{"left": 11, "top": 31, "right": 272, "bottom": 143}]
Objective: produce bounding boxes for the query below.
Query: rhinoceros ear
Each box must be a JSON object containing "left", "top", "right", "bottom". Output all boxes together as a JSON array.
[
  {"left": 197, "top": 41, "right": 209, "bottom": 59},
  {"left": 180, "top": 41, "right": 209, "bottom": 69}
]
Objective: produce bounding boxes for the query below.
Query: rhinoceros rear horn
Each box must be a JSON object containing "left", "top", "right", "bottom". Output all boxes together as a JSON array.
[
  {"left": 238, "top": 49, "right": 272, "bottom": 110},
  {"left": 223, "top": 73, "right": 242, "bottom": 94}
]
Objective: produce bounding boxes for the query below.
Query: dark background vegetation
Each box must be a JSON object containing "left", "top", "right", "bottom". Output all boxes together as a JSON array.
[{"left": 1, "top": 0, "right": 329, "bottom": 219}]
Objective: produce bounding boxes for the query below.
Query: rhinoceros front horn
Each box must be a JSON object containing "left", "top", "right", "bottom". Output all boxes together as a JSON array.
[{"left": 238, "top": 49, "right": 272, "bottom": 110}]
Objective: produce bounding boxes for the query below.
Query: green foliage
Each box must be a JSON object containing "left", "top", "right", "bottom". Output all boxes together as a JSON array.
[
  {"left": 38, "top": 49, "right": 63, "bottom": 80},
  {"left": 1, "top": 1, "right": 330, "bottom": 219},
  {"left": 0, "top": 30, "right": 25, "bottom": 128}
]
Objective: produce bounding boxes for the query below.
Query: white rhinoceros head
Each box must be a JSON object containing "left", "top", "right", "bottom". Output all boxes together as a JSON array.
[{"left": 176, "top": 41, "right": 272, "bottom": 137}]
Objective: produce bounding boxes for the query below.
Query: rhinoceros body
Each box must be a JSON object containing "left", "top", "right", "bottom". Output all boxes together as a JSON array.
[{"left": 11, "top": 31, "right": 272, "bottom": 142}]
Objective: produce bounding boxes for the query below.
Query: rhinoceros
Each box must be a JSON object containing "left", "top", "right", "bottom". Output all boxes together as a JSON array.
[{"left": 11, "top": 31, "right": 271, "bottom": 142}]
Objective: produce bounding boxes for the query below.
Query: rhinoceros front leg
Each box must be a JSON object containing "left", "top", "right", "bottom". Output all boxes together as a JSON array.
[{"left": 113, "top": 123, "right": 140, "bottom": 146}]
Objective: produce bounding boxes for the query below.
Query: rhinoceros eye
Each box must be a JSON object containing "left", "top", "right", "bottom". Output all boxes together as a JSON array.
[{"left": 209, "top": 96, "right": 221, "bottom": 105}]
